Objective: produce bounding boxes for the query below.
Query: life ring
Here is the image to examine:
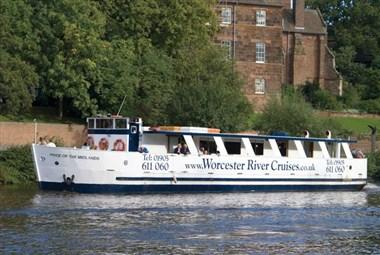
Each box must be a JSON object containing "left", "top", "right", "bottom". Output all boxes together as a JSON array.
[
  {"left": 98, "top": 138, "right": 109, "bottom": 150},
  {"left": 113, "top": 139, "right": 126, "bottom": 151}
]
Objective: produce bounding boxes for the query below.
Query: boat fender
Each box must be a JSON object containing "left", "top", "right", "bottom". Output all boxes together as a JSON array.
[
  {"left": 63, "top": 174, "right": 75, "bottom": 186},
  {"left": 173, "top": 175, "right": 177, "bottom": 184}
]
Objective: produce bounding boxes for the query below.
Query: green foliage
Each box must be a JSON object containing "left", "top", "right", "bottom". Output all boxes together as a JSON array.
[
  {"left": 0, "top": 0, "right": 251, "bottom": 128},
  {"left": 0, "top": 145, "right": 35, "bottom": 184},
  {"left": 357, "top": 99, "right": 380, "bottom": 114},
  {"left": 168, "top": 45, "right": 252, "bottom": 131},
  {"left": 339, "top": 83, "right": 361, "bottom": 108},
  {"left": 30, "top": 0, "right": 107, "bottom": 118},
  {"left": 367, "top": 152, "right": 380, "bottom": 181},
  {"left": 300, "top": 81, "right": 341, "bottom": 110},
  {"left": 306, "top": 0, "right": 380, "bottom": 101},
  {"left": 254, "top": 89, "right": 346, "bottom": 137},
  {"left": 0, "top": 0, "right": 39, "bottom": 114}
]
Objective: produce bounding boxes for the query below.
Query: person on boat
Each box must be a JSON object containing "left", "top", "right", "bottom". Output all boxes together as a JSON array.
[
  {"left": 46, "top": 139, "right": 56, "bottom": 147},
  {"left": 352, "top": 148, "right": 365, "bottom": 158},
  {"left": 82, "top": 142, "right": 90, "bottom": 150},
  {"left": 138, "top": 146, "right": 149, "bottom": 153},
  {"left": 181, "top": 144, "right": 190, "bottom": 155},
  {"left": 174, "top": 143, "right": 182, "bottom": 154},
  {"left": 38, "top": 137, "right": 47, "bottom": 145}
]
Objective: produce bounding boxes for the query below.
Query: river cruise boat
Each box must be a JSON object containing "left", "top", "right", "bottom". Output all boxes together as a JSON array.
[{"left": 32, "top": 116, "right": 367, "bottom": 193}]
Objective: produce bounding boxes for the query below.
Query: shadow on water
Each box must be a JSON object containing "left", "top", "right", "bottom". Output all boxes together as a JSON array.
[{"left": 0, "top": 183, "right": 379, "bottom": 254}]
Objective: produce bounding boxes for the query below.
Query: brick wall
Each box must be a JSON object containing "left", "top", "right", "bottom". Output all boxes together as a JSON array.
[
  {"left": 0, "top": 122, "right": 87, "bottom": 149},
  {"left": 216, "top": 3, "right": 283, "bottom": 109}
]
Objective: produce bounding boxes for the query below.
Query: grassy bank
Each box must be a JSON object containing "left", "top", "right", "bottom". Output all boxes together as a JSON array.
[
  {"left": 332, "top": 116, "right": 380, "bottom": 136},
  {"left": 0, "top": 145, "right": 36, "bottom": 185}
]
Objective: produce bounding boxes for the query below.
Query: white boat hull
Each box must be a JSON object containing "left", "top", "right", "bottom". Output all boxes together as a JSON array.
[{"left": 32, "top": 145, "right": 367, "bottom": 193}]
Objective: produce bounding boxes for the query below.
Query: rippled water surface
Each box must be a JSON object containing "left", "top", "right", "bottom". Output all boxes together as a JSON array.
[{"left": 1, "top": 184, "right": 380, "bottom": 254}]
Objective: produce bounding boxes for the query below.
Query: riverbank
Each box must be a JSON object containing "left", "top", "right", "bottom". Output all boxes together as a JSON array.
[{"left": 0, "top": 146, "right": 35, "bottom": 185}]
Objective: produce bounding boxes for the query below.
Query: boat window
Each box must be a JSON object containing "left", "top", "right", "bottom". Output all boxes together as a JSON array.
[
  {"left": 88, "top": 119, "right": 95, "bottom": 129},
  {"left": 131, "top": 126, "right": 137, "bottom": 134},
  {"left": 327, "top": 142, "right": 335, "bottom": 157},
  {"left": 277, "top": 141, "right": 288, "bottom": 157},
  {"left": 200, "top": 140, "right": 217, "bottom": 154},
  {"left": 96, "top": 119, "right": 113, "bottom": 129},
  {"left": 251, "top": 142, "right": 264, "bottom": 155},
  {"left": 303, "top": 141, "right": 313, "bottom": 157},
  {"left": 224, "top": 141, "right": 241, "bottom": 155},
  {"left": 115, "top": 119, "right": 127, "bottom": 129}
]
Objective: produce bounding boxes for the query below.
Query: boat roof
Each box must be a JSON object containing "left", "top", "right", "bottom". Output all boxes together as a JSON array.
[{"left": 144, "top": 130, "right": 356, "bottom": 143}]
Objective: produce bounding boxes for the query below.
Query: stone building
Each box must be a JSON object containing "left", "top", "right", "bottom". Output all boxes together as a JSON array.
[{"left": 215, "top": 0, "right": 342, "bottom": 108}]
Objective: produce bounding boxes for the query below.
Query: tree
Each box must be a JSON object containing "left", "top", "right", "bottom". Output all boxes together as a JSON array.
[
  {"left": 254, "top": 89, "right": 344, "bottom": 136},
  {"left": 168, "top": 45, "right": 252, "bottom": 132},
  {"left": 306, "top": 0, "right": 380, "bottom": 100},
  {"left": 30, "top": 0, "right": 107, "bottom": 118},
  {"left": 0, "top": 0, "right": 39, "bottom": 113}
]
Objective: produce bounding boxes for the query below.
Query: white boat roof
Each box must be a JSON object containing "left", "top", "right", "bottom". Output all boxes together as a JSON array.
[{"left": 144, "top": 129, "right": 356, "bottom": 143}]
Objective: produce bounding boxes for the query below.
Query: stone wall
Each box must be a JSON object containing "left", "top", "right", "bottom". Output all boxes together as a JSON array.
[{"left": 0, "top": 122, "right": 86, "bottom": 149}]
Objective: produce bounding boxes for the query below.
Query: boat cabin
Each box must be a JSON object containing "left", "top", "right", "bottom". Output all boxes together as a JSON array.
[
  {"left": 86, "top": 116, "right": 355, "bottom": 159},
  {"left": 86, "top": 116, "right": 142, "bottom": 152}
]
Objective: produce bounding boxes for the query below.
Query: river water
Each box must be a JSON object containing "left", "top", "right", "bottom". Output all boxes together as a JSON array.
[{"left": 0, "top": 184, "right": 380, "bottom": 254}]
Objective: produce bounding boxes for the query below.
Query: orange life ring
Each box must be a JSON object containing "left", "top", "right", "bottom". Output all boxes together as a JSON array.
[
  {"left": 113, "top": 139, "right": 126, "bottom": 151},
  {"left": 98, "top": 138, "right": 109, "bottom": 150}
]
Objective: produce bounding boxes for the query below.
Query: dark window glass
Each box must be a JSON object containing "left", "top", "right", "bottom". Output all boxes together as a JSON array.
[
  {"left": 224, "top": 142, "right": 241, "bottom": 154},
  {"left": 115, "top": 119, "right": 127, "bottom": 129},
  {"left": 88, "top": 119, "right": 95, "bottom": 129},
  {"left": 251, "top": 142, "right": 264, "bottom": 155}
]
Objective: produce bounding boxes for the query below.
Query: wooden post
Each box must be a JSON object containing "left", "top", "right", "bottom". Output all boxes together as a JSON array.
[{"left": 368, "top": 125, "right": 377, "bottom": 153}]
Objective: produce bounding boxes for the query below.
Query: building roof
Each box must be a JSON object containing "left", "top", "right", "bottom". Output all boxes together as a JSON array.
[
  {"left": 283, "top": 9, "right": 327, "bottom": 34},
  {"left": 225, "top": 0, "right": 283, "bottom": 7}
]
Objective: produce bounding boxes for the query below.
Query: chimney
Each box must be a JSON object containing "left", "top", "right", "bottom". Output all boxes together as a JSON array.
[{"left": 293, "top": 0, "right": 305, "bottom": 29}]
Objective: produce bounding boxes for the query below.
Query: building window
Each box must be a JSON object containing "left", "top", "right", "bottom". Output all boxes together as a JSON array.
[
  {"left": 256, "top": 10, "right": 266, "bottom": 26},
  {"left": 256, "top": 42, "right": 265, "bottom": 63},
  {"left": 221, "top": 7, "right": 232, "bottom": 24},
  {"left": 221, "top": 40, "right": 232, "bottom": 58},
  {"left": 255, "top": 78, "right": 265, "bottom": 94}
]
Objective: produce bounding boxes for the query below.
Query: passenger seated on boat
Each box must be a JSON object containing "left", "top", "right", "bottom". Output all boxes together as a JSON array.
[
  {"left": 138, "top": 146, "right": 149, "bottom": 153},
  {"left": 82, "top": 142, "right": 90, "bottom": 150},
  {"left": 199, "top": 147, "right": 208, "bottom": 155},
  {"left": 352, "top": 148, "right": 365, "bottom": 158},
  {"left": 46, "top": 140, "right": 56, "bottom": 147},
  {"left": 181, "top": 144, "right": 190, "bottom": 155},
  {"left": 38, "top": 137, "right": 47, "bottom": 145},
  {"left": 174, "top": 143, "right": 182, "bottom": 154}
]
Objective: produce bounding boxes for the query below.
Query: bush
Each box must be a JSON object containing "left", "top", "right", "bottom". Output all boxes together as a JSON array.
[
  {"left": 358, "top": 99, "right": 380, "bottom": 114},
  {"left": 367, "top": 151, "right": 380, "bottom": 181},
  {"left": 0, "top": 145, "right": 36, "bottom": 184},
  {"left": 300, "top": 81, "right": 341, "bottom": 110},
  {"left": 253, "top": 89, "right": 348, "bottom": 137}
]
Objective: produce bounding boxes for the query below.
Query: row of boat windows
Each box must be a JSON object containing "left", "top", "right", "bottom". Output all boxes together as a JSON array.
[
  {"left": 206, "top": 140, "right": 315, "bottom": 157},
  {"left": 88, "top": 118, "right": 128, "bottom": 129}
]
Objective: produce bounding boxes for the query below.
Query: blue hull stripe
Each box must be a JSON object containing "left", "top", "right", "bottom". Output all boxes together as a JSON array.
[
  {"left": 39, "top": 182, "right": 366, "bottom": 193},
  {"left": 116, "top": 177, "right": 367, "bottom": 182}
]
